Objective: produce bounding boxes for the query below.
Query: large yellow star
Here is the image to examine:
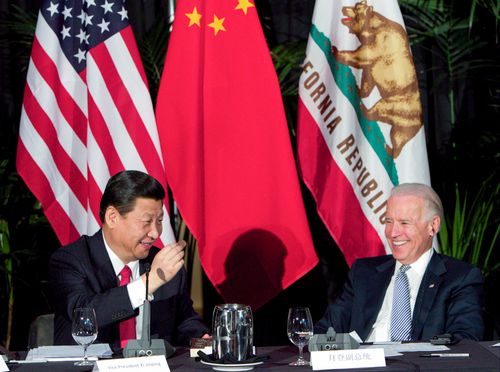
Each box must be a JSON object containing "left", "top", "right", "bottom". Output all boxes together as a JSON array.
[
  {"left": 235, "top": 0, "right": 255, "bottom": 15},
  {"left": 185, "top": 6, "right": 202, "bottom": 27},
  {"left": 208, "top": 14, "right": 226, "bottom": 35}
]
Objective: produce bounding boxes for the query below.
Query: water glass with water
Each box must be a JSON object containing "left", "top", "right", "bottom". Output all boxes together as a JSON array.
[
  {"left": 72, "top": 307, "right": 98, "bottom": 366},
  {"left": 287, "top": 307, "right": 313, "bottom": 366}
]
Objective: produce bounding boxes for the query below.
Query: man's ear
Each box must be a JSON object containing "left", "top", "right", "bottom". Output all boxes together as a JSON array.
[
  {"left": 104, "top": 206, "right": 120, "bottom": 228},
  {"left": 429, "top": 215, "right": 441, "bottom": 236}
]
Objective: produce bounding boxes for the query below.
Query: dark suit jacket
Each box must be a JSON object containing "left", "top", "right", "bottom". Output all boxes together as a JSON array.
[
  {"left": 314, "top": 253, "right": 484, "bottom": 341},
  {"left": 49, "top": 230, "right": 209, "bottom": 347}
]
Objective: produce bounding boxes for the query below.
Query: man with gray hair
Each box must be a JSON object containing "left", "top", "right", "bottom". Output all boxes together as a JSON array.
[{"left": 315, "top": 183, "right": 484, "bottom": 342}]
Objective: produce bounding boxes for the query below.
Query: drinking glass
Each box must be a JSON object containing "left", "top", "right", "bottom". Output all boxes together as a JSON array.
[
  {"left": 72, "top": 307, "right": 98, "bottom": 366},
  {"left": 287, "top": 307, "right": 313, "bottom": 366}
]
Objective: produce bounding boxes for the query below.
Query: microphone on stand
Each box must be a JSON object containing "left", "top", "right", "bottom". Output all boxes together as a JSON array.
[
  {"left": 123, "top": 263, "right": 175, "bottom": 357},
  {"left": 142, "top": 263, "right": 152, "bottom": 344}
]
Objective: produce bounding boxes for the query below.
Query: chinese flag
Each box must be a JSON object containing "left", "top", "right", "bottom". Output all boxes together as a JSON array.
[{"left": 156, "top": 0, "right": 318, "bottom": 310}]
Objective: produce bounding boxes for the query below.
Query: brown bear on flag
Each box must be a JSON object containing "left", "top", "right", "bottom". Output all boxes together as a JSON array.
[{"left": 331, "top": 0, "right": 422, "bottom": 159}]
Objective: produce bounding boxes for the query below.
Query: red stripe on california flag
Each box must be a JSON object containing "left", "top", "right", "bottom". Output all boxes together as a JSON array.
[
  {"left": 120, "top": 27, "right": 149, "bottom": 86},
  {"left": 89, "top": 41, "right": 164, "bottom": 174},
  {"left": 30, "top": 37, "right": 87, "bottom": 142},
  {"left": 22, "top": 86, "right": 88, "bottom": 208},
  {"left": 16, "top": 140, "right": 80, "bottom": 243},
  {"left": 297, "top": 99, "right": 385, "bottom": 265}
]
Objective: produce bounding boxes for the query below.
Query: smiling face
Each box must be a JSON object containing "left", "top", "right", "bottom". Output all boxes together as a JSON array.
[
  {"left": 384, "top": 194, "right": 440, "bottom": 265},
  {"left": 103, "top": 197, "right": 164, "bottom": 264}
]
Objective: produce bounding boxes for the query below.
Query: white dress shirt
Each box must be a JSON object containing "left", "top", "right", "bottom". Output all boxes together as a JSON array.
[
  {"left": 103, "top": 237, "right": 148, "bottom": 339},
  {"left": 366, "top": 248, "right": 434, "bottom": 342}
]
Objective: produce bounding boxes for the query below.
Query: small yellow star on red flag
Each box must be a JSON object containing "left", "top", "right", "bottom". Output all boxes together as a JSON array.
[
  {"left": 185, "top": 6, "right": 202, "bottom": 27},
  {"left": 208, "top": 14, "right": 226, "bottom": 35},
  {"left": 235, "top": 0, "right": 255, "bottom": 14}
]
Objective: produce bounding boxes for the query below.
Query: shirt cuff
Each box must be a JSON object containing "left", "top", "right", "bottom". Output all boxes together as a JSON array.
[{"left": 127, "top": 278, "right": 154, "bottom": 309}]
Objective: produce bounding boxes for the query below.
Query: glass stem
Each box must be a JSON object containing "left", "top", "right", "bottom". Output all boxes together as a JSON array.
[
  {"left": 298, "top": 344, "right": 304, "bottom": 362},
  {"left": 83, "top": 344, "right": 88, "bottom": 362}
]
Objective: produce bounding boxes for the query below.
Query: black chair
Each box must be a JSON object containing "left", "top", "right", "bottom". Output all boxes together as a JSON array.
[{"left": 27, "top": 314, "right": 54, "bottom": 349}]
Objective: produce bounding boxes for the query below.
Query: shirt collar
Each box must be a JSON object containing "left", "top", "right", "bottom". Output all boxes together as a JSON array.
[
  {"left": 395, "top": 247, "right": 433, "bottom": 275},
  {"left": 102, "top": 233, "right": 139, "bottom": 277}
]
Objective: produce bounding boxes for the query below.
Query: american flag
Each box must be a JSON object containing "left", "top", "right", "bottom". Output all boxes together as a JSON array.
[{"left": 17, "top": 0, "right": 174, "bottom": 245}]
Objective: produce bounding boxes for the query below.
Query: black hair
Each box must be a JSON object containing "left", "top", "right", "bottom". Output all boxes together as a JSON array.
[{"left": 99, "top": 170, "right": 165, "bottom": 223}]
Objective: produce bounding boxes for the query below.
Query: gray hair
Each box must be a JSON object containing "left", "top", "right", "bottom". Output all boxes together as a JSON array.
[{"left": 390, "top": 183, "right": 443, "bottom": 222}]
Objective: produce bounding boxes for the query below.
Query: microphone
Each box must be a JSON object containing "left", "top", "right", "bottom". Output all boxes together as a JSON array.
[
  {"left": 309, "top": 327, "right": 360, "bottom": 351},
  {"left": 123, "top": 262, "right": 175, "bottom": 358},
  {"left": 142, "top": 263, "right": 151, "bottom": 343}
]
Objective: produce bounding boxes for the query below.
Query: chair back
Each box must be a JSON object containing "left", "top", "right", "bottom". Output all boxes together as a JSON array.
[{"left": 28, "top": 313, "right": 54, "bottom": 349}]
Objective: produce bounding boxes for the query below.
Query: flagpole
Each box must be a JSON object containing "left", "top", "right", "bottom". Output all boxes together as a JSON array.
[{"left": 168, "top": 0, "right": 175, "bottom": 31}]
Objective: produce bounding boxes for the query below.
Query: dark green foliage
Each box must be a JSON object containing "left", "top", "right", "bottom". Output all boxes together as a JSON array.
[{"left": 138, "top": 16, "right": 171, "bottom": 104}]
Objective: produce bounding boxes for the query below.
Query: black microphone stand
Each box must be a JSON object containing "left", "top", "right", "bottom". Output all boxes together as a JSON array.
[{"left": 123, "top": 263, "right": 175, "bottom": 357}]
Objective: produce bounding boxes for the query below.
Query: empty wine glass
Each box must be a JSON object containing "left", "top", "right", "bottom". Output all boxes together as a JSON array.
[
  {"left": 287, "top": 307, "right": 313, "bottom": 366},
  {"left": 72, "top": 307, "right": 98, "bottom": 366}
]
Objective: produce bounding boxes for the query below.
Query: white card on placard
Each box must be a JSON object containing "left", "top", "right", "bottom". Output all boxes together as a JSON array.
[
  {"left": 0, "top": 356, "right": 8, "bottom": 372},
  {"left": 92, "top": 355, "right": 169, "bottom": 372},
  {"left": 311, "top": 348, "right": 386, "bottom": 370}
]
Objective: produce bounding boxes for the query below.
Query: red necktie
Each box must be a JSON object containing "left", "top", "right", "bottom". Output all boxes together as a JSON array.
[{"left": 119, "top": 265, "right": 136, "bottom": 348}]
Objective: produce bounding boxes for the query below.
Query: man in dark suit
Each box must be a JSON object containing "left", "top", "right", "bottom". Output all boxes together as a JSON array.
[
  {"left": 50, "top": 170, "right": 209, "bottom": 348},
  {"left": 315, "top": 183, "right": 484, "bottom": 342}
]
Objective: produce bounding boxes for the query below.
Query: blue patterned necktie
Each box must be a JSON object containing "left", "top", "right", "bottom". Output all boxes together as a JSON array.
[{"left": 390, "top": 264, "right": 412, "bottom": 341}]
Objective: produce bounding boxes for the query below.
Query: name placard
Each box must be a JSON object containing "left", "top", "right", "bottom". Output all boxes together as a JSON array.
[
  {"left": 311, "top": 348, "right": 386, "bottom": 370},
  {"left": 0, "top": 356, "right": 8, "bottom": 372},
  {"left": 92, "top": 355, "right": 169, "bottom": 372}
]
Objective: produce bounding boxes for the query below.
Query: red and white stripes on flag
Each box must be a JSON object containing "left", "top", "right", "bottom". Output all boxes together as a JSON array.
[{"left": 17, "top": 0, "right": 174, "bottom": 245}]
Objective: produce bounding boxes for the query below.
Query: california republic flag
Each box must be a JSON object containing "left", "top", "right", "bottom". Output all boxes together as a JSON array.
[{"left": 297, "top": 0, "right": 430, "bottom": 265}]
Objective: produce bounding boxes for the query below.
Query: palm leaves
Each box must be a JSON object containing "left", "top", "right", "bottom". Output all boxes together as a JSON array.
[
  {"left": 469, "top": 0, "right": 500, "bottom": 41},
  {"left": 270, "top": 41, "right": 306, "bottom": 137},
  {"left": 399, "top": 1, "right": 499, "bottom": 273},
  {"left": 0, "top": 5, "right": 36, "bottom": 69},
  {"left": 137, "top": 16, "right": 171, "bottom": 104},
  {"left": 438, "top": 179, "right": 500, "bottom": 275},
  {"left": 402, "top": 1, "right": 497, "bottom": 128}
]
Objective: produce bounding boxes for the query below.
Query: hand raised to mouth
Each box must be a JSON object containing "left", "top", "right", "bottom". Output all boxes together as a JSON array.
[{"left": 144, "top": 240, "right": 187, "bottom": 294}]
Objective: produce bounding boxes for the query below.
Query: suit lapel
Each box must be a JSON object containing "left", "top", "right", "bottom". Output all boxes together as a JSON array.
[
  {"left": 360, "top": 258, "right": 395, "bottom": 339},
  {"left": 411, "top": 253, "right": 446, "bottom": 339},
  {"left": 87, "top": 230, "right": 118, "bottom": 291}
]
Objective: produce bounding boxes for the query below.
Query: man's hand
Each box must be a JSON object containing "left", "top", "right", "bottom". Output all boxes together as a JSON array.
[{"left": 143, "top": 240, "right": 186, "bottom": 294}]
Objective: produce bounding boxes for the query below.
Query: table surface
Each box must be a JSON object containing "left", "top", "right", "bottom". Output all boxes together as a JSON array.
[{"left": 6, "top": 340, "right": 500, "bottom": 371}]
